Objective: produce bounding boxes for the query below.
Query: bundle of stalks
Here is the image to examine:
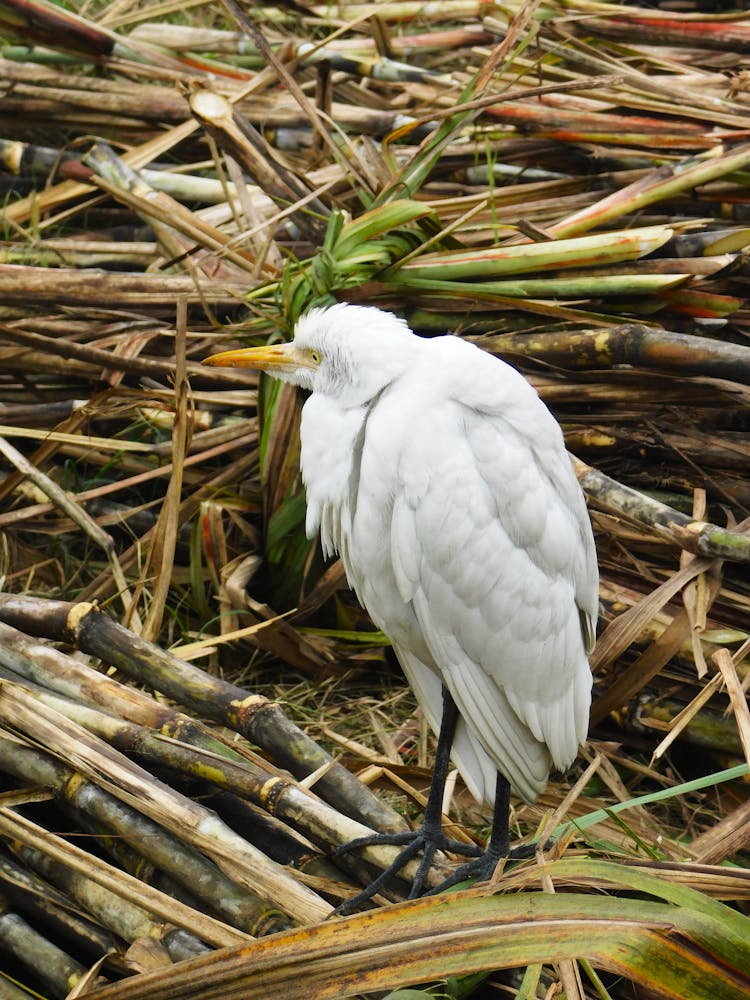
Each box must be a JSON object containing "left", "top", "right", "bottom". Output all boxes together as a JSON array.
[{"left": 0, "top": 0, "right": 749, "bottom": 997}]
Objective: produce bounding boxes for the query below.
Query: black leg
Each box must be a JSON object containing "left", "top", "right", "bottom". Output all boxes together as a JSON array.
[
  {"left": 332, "top": 687, "right": 480, "bottom": 914},
  {"left": 415, "top": 685, "right": 460, "bottom": 835},
  {"left": 425, "top": 772, "right": 511, "bottom": 893},
  {"left": 485, "top": 771, "right": 511, "bottom": 865},
  {"left": 425, "top": 772, "right": 540, "bottom": 895}
]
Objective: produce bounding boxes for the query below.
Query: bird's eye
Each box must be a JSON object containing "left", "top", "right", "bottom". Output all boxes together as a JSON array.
[{"left": 310, "top": 350, "right": 321, "bottom": 364}]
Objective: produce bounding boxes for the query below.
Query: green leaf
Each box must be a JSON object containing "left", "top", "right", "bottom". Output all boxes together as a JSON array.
[
  {"left": 80, "top": 861, "right": 750, "bottom": 1000},
  {"left": 387, "top": 225, "right": 673, "bottom": 279},
  {"left": 557, "top": 764, "right": 750, "bottom": 848},
  {"left": 265, "top": 492, "right": 307, "bottom": 566},
  {"left": 334, "top": 201, "right": 435, "bottom": 257},
  {"left": 383, "top": 992, "right": 439, "bottom": 999},
  {"left": 386, "top": 273, "right": 690, "bottom": 299}
]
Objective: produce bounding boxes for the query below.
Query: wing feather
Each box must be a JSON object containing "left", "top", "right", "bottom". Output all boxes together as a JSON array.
[
  {"left": 381, "top": 340, "right": 597, "bottom": 802},
  {"left": 394, "top": 644, "right": 512, "bottom": 804}
]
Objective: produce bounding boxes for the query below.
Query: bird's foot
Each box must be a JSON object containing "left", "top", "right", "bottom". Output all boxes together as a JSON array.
[
  {"left": 332, "top": 826, "right": 481, "bottom": 915},
  {"left": 424, "top": 838, "right": 539, "bottom": 895}
]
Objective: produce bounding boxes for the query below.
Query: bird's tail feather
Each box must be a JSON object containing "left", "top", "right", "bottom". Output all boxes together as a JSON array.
[{"left": 395, "top": 647, "right": 550, "bottom": 806}]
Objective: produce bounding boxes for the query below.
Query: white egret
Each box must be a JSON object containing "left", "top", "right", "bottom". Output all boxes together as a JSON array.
[{"left": 205, "top": 304, "right": 598, "bottom": 906}]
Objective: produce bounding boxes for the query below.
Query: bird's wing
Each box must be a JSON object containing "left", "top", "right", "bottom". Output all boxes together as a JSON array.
[{"left": 384, "top": 351, "right": 596, "bottom": 801}]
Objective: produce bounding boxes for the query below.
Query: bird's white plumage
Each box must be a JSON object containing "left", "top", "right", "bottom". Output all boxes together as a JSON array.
[{"left": 292, "top": 304, "right": 597, "bottom": 805}]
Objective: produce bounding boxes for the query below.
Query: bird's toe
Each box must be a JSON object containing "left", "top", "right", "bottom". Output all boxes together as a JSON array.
[{"left": 331, "top": 824, "right": 482, "bottom": 913}]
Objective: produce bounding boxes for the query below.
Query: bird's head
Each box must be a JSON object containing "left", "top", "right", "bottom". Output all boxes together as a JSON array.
[{"left": 204, "top": 303, "right": 420, "bottom": 406}]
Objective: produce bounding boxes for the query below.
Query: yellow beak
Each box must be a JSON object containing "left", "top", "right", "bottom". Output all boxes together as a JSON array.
[{"left": 203, "top": 342, "right": 315, "bottom": 374}]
